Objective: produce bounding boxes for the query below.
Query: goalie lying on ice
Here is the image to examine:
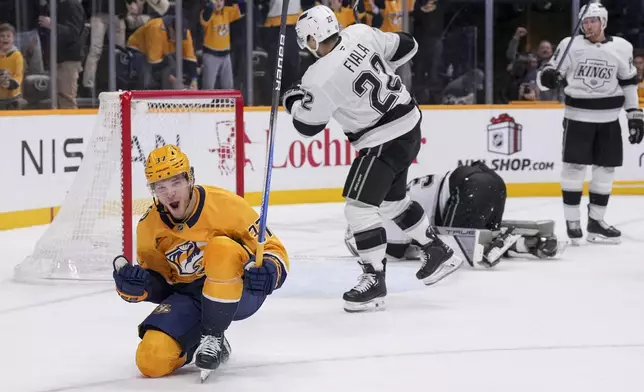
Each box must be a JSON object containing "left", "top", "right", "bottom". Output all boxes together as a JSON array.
[
  {"left": 112, "top": 144, "right": 289, "bottom": 379},
  {"left": 346, "top": 161, "right": 562, "bottom": 274}
]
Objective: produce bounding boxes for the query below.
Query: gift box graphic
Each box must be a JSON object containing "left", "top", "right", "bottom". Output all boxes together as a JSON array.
[{"left": 487, "top": 113, "right": 522, "bottom": 155}]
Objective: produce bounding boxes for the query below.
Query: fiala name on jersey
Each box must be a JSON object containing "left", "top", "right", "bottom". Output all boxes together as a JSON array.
[
  {"left": 573, "top": 58, "right": 617, "bottom": 89},
  {"left": 166, "top": 241, "right": 207, "bottom": 276}
]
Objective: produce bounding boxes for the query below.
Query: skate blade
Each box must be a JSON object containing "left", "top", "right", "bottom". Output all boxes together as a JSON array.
[
  {"left": 343, "top": 297, "right": 386, "bottom": 313},
  {"left": 569, "top": 238, "right": 582, "bottom": 247},
  {"left": 587, "top": 234, "right": 621, "bottom": 244},
  {"left": 200, "top": 369, "right": 214, "bottom": 383},
  {"left": 422, "top": 255, "right": 464, "bottom": 286}
]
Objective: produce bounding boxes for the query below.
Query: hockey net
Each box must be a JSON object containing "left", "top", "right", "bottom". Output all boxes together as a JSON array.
[{"left": 15, "top": 90, "right": 245, "bottom": 282}]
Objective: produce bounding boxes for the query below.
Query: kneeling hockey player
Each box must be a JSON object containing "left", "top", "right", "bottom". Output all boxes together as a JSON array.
[
  {"left": 346, "top": 161, "right": 561, "bottom": 280},
  {"left": 112, "top": 145, "right": 289, "bottom": 382}
]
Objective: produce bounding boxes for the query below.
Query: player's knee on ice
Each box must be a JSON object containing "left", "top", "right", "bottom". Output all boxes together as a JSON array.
[
  {"left": 202, "top": 236, "right": 248, "bottom": 303},
  {"left": 136, "top": 329, "right": 186, "bottom": 378}
]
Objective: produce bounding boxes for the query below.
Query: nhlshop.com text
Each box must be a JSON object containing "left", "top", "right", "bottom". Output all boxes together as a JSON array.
[{"left": 458, "top": 159, "right": 555, "bottom": 171}]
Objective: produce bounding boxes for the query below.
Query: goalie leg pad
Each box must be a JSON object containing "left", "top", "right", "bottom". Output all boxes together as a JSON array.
[{"left": 136, "top": 329, "right": 187, "bottom": 378}]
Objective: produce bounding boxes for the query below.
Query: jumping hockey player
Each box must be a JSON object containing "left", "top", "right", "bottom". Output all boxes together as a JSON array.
[
  {"left": 282, "top": 5, "right": 462, "bottom": 313},
  {"left": 112, "top": 145, "right": 289, "bottom": 382},
  {"left": 345, "top": 161, "right": 561, "bottom": 278},
  {"left": 537, "top": 2, "right": 643, "bottom": 245}
]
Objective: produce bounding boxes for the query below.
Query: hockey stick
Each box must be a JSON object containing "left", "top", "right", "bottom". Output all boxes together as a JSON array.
[
  {"left": 554, "top": 0, "right": 601, "bottom": 74},
  {"left": 350, "top": 0, "right": 360, "bottom": 24},
  {"left": 254, "top": 0, "right": 291, "bottom": 267}
]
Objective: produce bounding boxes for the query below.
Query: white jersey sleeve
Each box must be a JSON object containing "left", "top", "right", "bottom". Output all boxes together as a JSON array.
[
  {"left": 614, "top": 38, "right": 638, "bottom": 110},
  {"left": 369, "top": 28, "right": 419, "bottom": 70},
  {"left": 290, "top": 81, "right": 336, "bottom": 137}
]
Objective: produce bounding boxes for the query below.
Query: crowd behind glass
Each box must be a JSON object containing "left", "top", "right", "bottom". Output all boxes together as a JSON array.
[{"left": 1, "top": 0, "right": 643, "bottom": 110}]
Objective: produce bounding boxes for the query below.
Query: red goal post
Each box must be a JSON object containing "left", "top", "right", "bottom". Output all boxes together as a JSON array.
[{"left": 15, "top": 90, "right": 246, "bottom": 282}]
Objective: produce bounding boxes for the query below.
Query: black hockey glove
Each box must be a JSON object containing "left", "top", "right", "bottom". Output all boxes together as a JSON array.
[
  {"left": 539, "top": 68, "right": 565, "bottom": 89},
  {"left": 626, "top": 108, "right": 644, "bottom": 144},
  {"left": 282, "top": 85, "right": 306, "bottom": 114}
]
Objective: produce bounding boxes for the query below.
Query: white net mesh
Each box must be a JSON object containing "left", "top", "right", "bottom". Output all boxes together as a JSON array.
[{"left": 15, "top": 91, "right": 242, "bottom": 282}]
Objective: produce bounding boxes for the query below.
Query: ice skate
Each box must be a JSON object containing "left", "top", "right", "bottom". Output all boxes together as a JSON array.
[
  {"left": 587, "top": 217, "right": 621, "bottom": 244},
  {"left": 416, "top": 229, "right": 463, "bottom": 285},
  {"left": 343, "top": 261, "right": 387, "bottom": 313},
  {"left": 196, "top": 330, "right": 231, "bottom": 382}
]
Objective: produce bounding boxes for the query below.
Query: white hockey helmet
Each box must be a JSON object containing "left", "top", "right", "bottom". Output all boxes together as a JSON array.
[
  {"left": 295, "top": 5, "right": 340, "bottom": 57},
  {"left": 579, "top": 2, "right": 608, "bottom": 31}
]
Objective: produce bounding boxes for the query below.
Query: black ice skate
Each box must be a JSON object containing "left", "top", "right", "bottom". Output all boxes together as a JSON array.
[
  {"left": 587, "top": 217, "right": 621, "bottom": 244},
  {"left": 480, "top": 227, "right": 521, "bottom": 268},
  {"left": 343, "top": 261, "right": 387, "bottom": 313},
  {"left": 416, "top": 228, "right": 463, "bottom": 285},
  {"left": 196, "top": 330, "right": 231, "bottom": 382},
  {"left": 566, "top": 220, "right": 583, "bottom": 246}
]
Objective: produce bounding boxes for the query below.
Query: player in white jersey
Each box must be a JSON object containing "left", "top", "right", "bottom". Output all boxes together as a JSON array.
[
  {"left": 345, "top": 161, "right": 562, "bottom": 276},
  {"left": 537, "top": 2, "right": 643, "bottom": 245},
  {"left": 282, "top": 5, "right": 462, "bottom": 312}
]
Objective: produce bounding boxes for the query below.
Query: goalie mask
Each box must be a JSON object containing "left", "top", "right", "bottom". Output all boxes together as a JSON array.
[
  {"left": 579, "top": 2, "right": 607, "bottom": 32},
  {"left": 295, "top": 5, "right": 340, "bottom": 58}
]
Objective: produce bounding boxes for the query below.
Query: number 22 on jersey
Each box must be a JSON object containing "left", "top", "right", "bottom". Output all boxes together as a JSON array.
[{"left": 352, "top": 53, "right": 402, "bottom": 115}]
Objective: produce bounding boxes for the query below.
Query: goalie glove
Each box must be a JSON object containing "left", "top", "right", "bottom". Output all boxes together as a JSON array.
[
  {"left": 113, "top": 256, "right": 150, "bottom": 303},
  {"left": 282, "top": 84, "right": 306, "bottom": 114},
  {"left": 626, "top": 108, "right": 644, "bottom": 144}
]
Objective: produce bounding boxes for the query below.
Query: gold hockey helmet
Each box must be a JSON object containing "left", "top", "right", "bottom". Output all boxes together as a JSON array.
[{"left": 144, "top": 144, "right": 193, "bottom": 185}]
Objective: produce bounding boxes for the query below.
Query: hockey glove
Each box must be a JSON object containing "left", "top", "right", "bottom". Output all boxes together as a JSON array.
[
  {"left": 626, "top": 108, "right": 644, "bottom": 144},
  {"left": 113, "top": 256, "right": 149, "bottom": 303},
  {"left": 282, "top": 85, "right": 305, "bottom": 114},
  {"left": 539, "top": 68, "right": 565, "bottom": 90},
  {"left": 244, "top": 255, "right": 285, "bottom": 296}
]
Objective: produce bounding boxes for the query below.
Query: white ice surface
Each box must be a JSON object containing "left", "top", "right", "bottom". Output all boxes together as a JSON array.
[{"left": 2, "top": 197, "right": 644, "bottom": 392}]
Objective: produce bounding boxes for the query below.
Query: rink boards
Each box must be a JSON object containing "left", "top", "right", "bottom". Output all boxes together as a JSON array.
[{"left": 1, "top": 104, "right": 643, "bottom": 230}]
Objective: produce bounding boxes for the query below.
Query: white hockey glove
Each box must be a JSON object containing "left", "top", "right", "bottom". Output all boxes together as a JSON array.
[
  {"left": 282, "top": 85, "right": 306, "bottom": 114},
  {"left": 626, "top": 108, "right": 644, "bottom": 144}
]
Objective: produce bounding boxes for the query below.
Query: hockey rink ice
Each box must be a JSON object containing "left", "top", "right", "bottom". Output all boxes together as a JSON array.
[{"left": 2, "top": 196, "right": 644, "bottom": 392}]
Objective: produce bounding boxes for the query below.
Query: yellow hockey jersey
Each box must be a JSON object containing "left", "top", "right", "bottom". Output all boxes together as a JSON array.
[
  {"left": 0, "top": 47, "right": 23, "bottom": 100},
  {"left": 136, "top": 185, "right": 289, "bottom": 302},
  {"left": 201, "top": 5, "right": 242, "bottom": 54},
  {"left": 127, "top": 17, "right": 197, "bottom": 65}
]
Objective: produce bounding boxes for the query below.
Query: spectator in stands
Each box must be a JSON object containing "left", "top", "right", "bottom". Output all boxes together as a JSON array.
[
  {"left": 259, "top": 0, "right": 313, "bottom": 101},
  {"left": 412, "top": 0, "right": 444, "bottom": 104},
  {"left": 82, "top": 0, "right": 128, "bottom": 90},
  {"left": 127, "top": 15, "right": 198, "bottom": 90},
  {"left": 200, "top": 0, "right": 243, "bottom": 90},
  {"left": 330, "top": 0, "right": 365, "bottom": 29},
  {"left": 634, "top": 51, "right": 644, "bottom": 101},
  {"left": 39, "top": 0, "right": 85, "bottom": 109},
  {"left": 0, "top": 0, "right": 45, "bottom": 75},
  {"left": 0, "top": 23, "right": 24, "bottom": 109}
]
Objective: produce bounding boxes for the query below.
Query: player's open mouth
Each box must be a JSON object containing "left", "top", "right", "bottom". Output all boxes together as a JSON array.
[{"left": 169, "top": 201, "right": 180, "bottom": 209}]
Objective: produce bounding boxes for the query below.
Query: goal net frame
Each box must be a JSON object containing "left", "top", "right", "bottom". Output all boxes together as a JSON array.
[
  {"left": 118, "top": 90, "right": 246, "bottom": 262},
  {"left": 15, "top": 89, "right": 246, "bottom": 282}
]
